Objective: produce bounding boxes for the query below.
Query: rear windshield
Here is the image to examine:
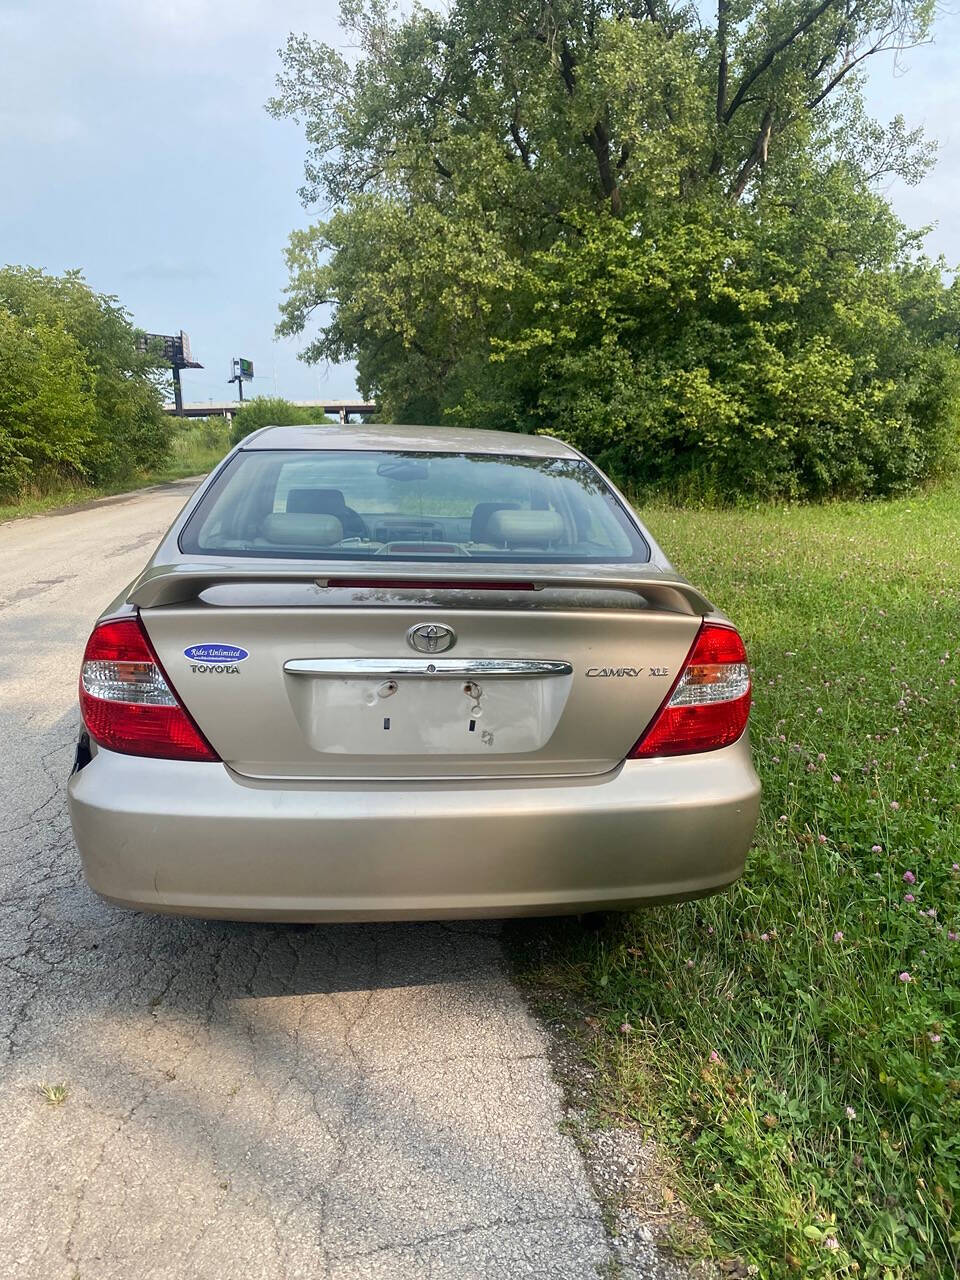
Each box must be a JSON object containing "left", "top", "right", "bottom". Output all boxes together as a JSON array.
[{"left": 179, "top": 449, "right": 650, "bottom": 563}]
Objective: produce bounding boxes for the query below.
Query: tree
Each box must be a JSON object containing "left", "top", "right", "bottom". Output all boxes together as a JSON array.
[
  {"left": 0, "top": 267, "right": 170, "bottom": 494},
  {"left": 269, "top": 0, "right": 958, "bottom": 498}
]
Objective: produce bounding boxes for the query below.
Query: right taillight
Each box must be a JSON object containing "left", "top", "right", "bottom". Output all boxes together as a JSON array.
[
  {"left": 80, "top": 616, "right": 219, "bottom": 762},
  {"left": 629, "top": 621, "right": 751, "bottom": 758}
]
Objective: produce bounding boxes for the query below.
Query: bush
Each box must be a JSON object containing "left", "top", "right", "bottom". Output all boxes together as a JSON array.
[
  {"left": 0, "top": 310, "right": 95, "bottom": 494},
  {"left": 230, "top": 396, "right": 332, "bottom": 446},
  {"left": 468, "top": 196, "right": 960, "bottom": 501},
  {"left": 0, "top": 266, "right": 169, "bottom": 498}
]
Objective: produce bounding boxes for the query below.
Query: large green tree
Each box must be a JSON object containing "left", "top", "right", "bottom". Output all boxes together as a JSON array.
[{"left": 270, "top": 0, "right": 959, "bottom": 498}]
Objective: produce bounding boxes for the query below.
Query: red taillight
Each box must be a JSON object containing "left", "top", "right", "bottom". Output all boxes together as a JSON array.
[
  {"left": 629, "top": 622, "right": 751, "bottom": 758},
  {"left": 79, "top": 617, "right": 219, "bottom": 762}
]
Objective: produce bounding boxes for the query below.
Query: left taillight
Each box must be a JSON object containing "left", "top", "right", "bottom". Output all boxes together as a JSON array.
[{"left": 79, "top": 617, "right": 219, "bottom": 762}]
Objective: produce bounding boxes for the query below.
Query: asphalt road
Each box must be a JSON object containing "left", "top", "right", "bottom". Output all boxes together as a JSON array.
[{"left": 0, "top": 480, "right": 682, "bottom": 1280}]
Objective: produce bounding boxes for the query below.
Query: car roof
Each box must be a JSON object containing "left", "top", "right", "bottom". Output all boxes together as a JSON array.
[{"left": 240, "top": 424, "right": 579, "bottom": 458}]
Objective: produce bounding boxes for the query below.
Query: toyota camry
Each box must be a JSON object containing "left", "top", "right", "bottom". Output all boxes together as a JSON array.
[{"left": 68, "top": 424, "right": 760, "bottom": 920}]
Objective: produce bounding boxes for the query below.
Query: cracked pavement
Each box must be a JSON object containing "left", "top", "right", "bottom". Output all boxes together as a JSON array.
[{"left": 0, "top": 480, "right": 681, "bottom": 1279}]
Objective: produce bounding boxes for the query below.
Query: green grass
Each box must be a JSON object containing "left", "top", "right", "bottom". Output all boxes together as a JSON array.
[
  {"left": 36, "top": 1082, "right": 68, "bottom": 1106},
  {"left": 0, "top": 418, "right": 231, "bottom": 522},
  {"left": 149, "top": 417, "right": 232, "bottom": 482},
  {"left": 513, "top": 484, "right": 960, "bottom": 1278}
]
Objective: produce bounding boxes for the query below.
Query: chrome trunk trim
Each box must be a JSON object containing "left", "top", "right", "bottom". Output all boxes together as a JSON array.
[{"left": 283, "top": 658, "right": 573, "bottom": 679}]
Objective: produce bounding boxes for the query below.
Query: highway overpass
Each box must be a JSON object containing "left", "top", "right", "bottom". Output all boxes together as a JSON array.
[{"left": 163, "top": 399, "right": 377, "bottom": 422}]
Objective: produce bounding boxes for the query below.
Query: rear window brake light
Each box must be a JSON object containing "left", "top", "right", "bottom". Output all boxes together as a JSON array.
[{"left": 320, "top": 578, "right": 538, "bottom": 592}]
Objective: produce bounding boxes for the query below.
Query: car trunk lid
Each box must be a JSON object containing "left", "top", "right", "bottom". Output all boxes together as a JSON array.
[{"left": 136, "top": 570, "right": 707, "bottom": 780}]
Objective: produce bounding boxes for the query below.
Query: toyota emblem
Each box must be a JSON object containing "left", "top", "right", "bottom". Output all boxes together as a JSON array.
[{"left": 407, "top": 623, "right": 456, "bottom": 654}]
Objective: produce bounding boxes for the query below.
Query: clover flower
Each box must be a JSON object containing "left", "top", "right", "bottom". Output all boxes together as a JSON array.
[{"left": 903, "top": 870, "right": 916, "bottom": 884}]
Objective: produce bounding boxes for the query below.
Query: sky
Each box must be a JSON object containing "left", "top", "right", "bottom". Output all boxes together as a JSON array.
[{"left": 0, "top": 0, "right": 958, "bottom": 407}]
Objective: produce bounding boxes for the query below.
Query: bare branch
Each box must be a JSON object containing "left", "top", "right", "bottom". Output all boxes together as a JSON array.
[
  {"left": 724, "top": 0, "right": 836, "bottom": 123},
  {"left": 728, "top": 105, "right": 775, "bottom": 200},
  {"left": 806, "top": 36, "right": 929, "bottom": 110}
]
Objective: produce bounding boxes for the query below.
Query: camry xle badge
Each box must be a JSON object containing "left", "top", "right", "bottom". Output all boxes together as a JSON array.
[
  {"left": 407, "top": 623, "right": 456, "bottom": 654},
  {"left": 587, "top": 667, "right": 642, "bottom": 677},
  {"left": 586, "top": 666, "right": 670, "bottom": 677}
]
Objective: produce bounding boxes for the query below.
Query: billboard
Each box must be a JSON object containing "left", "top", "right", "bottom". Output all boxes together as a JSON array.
[
  {"left": 233, "top": 357, "right": 254, "bottom": 381},
  {"left": 136, "top": 332, "right": 202, "bottom": 369}
]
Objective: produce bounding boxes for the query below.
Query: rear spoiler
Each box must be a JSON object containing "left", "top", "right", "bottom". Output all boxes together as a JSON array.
[{"left": 127, "top": 563, "right": 712, "bottom": 616}]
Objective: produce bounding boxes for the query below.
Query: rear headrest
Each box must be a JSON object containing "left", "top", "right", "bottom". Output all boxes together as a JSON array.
[
  {"left": 470, "top": 500, "right": 520, "bottom": 543},
  {"left": 485, "top": 509, "right": 565, "bottom": 547},
  {"left": 260, "top": 513, "right": 343, "bottom": 546},
  {"left": 286, "top": 487, "right": 348, "bottom": 514}
]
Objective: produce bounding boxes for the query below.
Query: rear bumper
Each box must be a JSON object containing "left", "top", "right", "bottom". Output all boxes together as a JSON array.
[{"left": 68, "top": 740, "right": 760, "bottom": 921}]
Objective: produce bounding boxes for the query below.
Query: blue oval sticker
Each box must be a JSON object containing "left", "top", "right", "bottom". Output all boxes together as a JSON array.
[{"left": 184, "top": 643, "right": 249, "bottom": 664}]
